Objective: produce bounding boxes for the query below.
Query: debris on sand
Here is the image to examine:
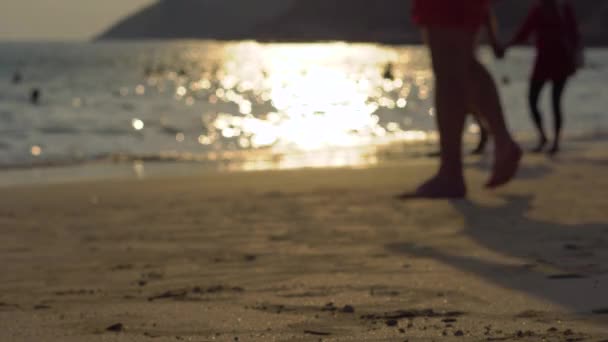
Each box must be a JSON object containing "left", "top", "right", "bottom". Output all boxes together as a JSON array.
[
  {"left": 362, "top": 309, "right": 465, "bottom": 321},
  {"left": 33, "top": 305, "right": 51, "bottom": 310},
  {"left": 193, "top": 285, "right": 245, "bottom": 294},
  {"left": 321, "top": 302, "right": 337, "bottom": 312},
  {"left": 148, "top": 290, "right": 188, "bottom": 301},
  {"left": 149, "top": 285, "right": 245, "bottom": 301},
  {"left": 385, "top": 319, "right": 398, "bottom": 327},
  {"left": 304, "top": 330, "right": 331, "bottom": 336},
  {"left": 244, "top": 255, "right": 257, "bottom": 262},
  {"left": 547, "top": 274, "right": 586, "bottom": 279},
  {"left": 106, "top": 323, "right": 124, "bottom": 332},
  {"left": 341, "top": 305, "right": 355, "bottom": 313}
]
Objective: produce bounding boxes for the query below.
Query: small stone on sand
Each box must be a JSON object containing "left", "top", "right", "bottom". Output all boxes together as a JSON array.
[
  {"left": 386, "top": 319, "right": 398, "bottom": 327},
  {"left": 106, "top": 323, "right": 124, "bottom": 332},
  {"left": 341, "top": 305, "right": 355, "bottom": 313}
]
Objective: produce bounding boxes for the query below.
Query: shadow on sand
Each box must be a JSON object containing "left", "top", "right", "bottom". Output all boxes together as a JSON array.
[{"left": 387, "top": 195, "right": 608, "bottom": 316}]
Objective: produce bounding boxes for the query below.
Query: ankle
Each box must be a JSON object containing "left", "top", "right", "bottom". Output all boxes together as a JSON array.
[{"left": 436, "top": 169, "right": 464, "bottom": 183}]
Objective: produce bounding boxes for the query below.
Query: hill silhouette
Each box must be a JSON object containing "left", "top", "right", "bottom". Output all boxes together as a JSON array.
[{"left": 98, "top": 0, "right": 608, "bottom": 45}]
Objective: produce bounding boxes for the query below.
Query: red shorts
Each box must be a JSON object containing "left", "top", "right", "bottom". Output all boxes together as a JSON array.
[{"left": 412, "top": 0, "right": 490, "bottom": 31}]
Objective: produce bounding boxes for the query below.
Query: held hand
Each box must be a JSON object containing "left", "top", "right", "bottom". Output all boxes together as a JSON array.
[{"left": 493, "top": 45, "right": 506, "bottom": 60}]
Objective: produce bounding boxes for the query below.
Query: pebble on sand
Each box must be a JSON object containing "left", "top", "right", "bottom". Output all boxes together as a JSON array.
[
  {"left": 106, "top": 323, "right": 124, "bottom": 332},
  {"left": 341, "top": 305, "right": 355, "bottom": 313},
  {"left": 386, "top": 319, "right": 398, "bottom": 327}
]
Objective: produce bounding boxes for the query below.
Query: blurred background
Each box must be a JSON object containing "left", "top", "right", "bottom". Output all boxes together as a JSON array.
[{"left": 1, "top": 0, "right": 607, "bottom": 173}]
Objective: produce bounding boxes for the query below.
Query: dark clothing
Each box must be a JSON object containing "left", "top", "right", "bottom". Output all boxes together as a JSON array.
[
  {"left": 412, "top": 0, "right": 489, "bottom": 31},
  {"left": 511, "top": 2, "right": 581, "bottom": 81}
]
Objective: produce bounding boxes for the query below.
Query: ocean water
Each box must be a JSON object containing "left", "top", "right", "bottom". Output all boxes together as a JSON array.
[{"left": 0, "top": 41, "right": 606, "bottom": 171}]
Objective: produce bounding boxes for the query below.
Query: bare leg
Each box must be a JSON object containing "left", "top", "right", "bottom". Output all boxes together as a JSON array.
[
  {"left": 549, "top": 78, "right": 568, "bottom": 154},
  {"left": 469, "top": 60, "right": 522, "bottom": 188},
  {"left": 529, "top": 78, "right": 548, "bottom": 152},
  {"left": 471, "top": 113, "right": 489, "bottom": 155},
  {"left": 399, "top": 28, "right": 473, "bottom": 199}
]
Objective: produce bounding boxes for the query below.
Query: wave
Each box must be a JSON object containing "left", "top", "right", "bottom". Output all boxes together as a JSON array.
[
  {"left": 1, "top": 127, "right": 607, "bottom": 175},
  {"left": 38, "top": 126, "right": 81, "bottom": 135}
]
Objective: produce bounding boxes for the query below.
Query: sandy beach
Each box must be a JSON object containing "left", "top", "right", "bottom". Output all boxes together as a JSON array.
[{"left": 1, "top": 140, "right": 608, "bottom": 341}]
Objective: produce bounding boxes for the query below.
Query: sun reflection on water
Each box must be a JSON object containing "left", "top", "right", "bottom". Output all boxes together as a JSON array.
[{"left": 127, "top": 42, "right": 436, "bottom": 171}]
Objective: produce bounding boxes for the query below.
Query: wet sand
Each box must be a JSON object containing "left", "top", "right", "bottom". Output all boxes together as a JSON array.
[{"left": 1, "top": 141, "right": 608, "bottom": 341}]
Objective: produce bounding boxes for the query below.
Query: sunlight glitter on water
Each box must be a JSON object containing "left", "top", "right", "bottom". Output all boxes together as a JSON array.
[
  {"left": 0, "top": 41, "right": 445, "bottom": 170},
  {"left": 187, "top": 43, "right": 436, "bottom": 168},
  {"left": 2, "top": 41, "right": 607, "bottom": 173}
]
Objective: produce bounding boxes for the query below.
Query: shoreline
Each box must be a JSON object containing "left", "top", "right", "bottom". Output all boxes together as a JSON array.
[{"left": 2, "top": 129, "right": 606, "bottom": 188}]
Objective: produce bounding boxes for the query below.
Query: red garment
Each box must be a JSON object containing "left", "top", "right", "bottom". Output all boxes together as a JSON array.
[
  {"left": 412, "top": 0, "right": 490, "bottom": 31},
  {"left": 511, "top": 1, "right": 581, "bottom": 81}
]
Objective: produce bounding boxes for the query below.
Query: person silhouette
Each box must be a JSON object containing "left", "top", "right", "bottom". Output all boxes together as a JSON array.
[
  {"left": 383, "top": 63, "right": 395, "bottom": 81},
  {"left": 30, "top": 88, "right": 41, "bottom": 105},
  {"left": 12, "top": 70, "right": 23, "bottom": 84},
  {"left": 503, "top": 0, "right": 582, "bottom": 155},
  {"left": 400, "top": 0, "right": 522, "bottom": 199}
]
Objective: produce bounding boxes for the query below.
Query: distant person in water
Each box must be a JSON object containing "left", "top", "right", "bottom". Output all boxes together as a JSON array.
[
  {"left": 400, "top": 0, "right": 522, "bottom": 199},
  {"left": 12, "top": 70, "right": 23, "bottom": 84},
  {"left": 30, "top": 88, "right": 41, "bottom": 105},
  {"left": 383, "top": 62, "right": 395, "bottom": 81},
  {"left": 502, "top": 0, "right": 582, "bottom": 154}
]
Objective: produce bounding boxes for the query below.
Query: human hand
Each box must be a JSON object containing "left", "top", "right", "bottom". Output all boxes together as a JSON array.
[{"left": 493, "top": 45, "right": 506, "bottom": 60}]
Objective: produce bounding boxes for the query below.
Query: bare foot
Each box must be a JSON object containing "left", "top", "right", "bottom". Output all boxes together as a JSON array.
[
  {"left": 548, "top": 143, "right": 559, "bottom": 155},
  {"left": 531, "top": 136, "right": 547, "bottom": 153},
  {"left": 397, "top": 175, "right": 466, "bottom": 200},
  {"left": 485, "top": 142, "right": 522, "bottom": 189}
]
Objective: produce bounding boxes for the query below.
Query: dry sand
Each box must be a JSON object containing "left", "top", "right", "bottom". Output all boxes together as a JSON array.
[{"left": 1, "top": 141, "right": 608, "bottom": 341}]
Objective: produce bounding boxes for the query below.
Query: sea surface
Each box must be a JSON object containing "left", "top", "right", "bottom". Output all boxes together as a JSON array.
[{"left": 0, "top": 41, "right": 606, "bottom": 174}]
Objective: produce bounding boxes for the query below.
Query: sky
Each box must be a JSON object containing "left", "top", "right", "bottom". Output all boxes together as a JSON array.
[{"left": 0, "top": 0, "right": 155, "bottom": 41}]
